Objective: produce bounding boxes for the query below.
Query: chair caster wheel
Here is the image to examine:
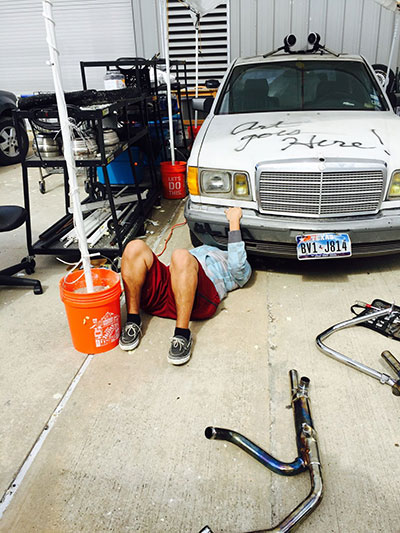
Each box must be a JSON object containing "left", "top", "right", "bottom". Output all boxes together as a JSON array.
[
  {"left": 22, "top": 257, "right": 36, "bottom": 274},
  {"left": 34, "top": 282, "right": 43, "bottom": 295}
]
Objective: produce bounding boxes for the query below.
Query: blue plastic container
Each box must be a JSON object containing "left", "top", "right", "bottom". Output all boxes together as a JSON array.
[{"left": 97, "top": 147, "right": 145, "bottom": 185}]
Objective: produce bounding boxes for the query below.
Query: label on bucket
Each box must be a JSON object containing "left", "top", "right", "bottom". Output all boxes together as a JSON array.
[
  {"left": 90, "top": 311, "right": 120, "bottom": 348},
  {"left": 164, "top": 175, "right": 186, "bottom": 199}
]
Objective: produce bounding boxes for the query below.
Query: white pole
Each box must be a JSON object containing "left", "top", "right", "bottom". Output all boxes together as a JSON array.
[
  {"left": 195, "top": 20, "right": 199, "bottom": 128},
  {"left": 160, "top": 0, "right": 176, "bottom": 165},
  {"left": 385, "top": 11, "right": 400, "bottom": 91},
  {"left": 42, "top": 0, "right": 93, "bottom": 292}
]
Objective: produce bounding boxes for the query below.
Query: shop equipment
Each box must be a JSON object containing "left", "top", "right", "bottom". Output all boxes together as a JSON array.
[
  {"left": 0, "top": 205, "right": 42, "bottom": 294},
  {"left": 200, "top": 369, "right": 323, "bottom": 533},
  {"left": 13, "top": 93, "right": 158, "bottom": 260},
  {"left": 316, "top": 301, "right": 400, "bottom": 396}
]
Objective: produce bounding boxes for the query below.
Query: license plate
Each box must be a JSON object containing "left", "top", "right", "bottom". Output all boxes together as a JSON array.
[{"left": 296, "top": 233, "right": 352, "bottom": 260}]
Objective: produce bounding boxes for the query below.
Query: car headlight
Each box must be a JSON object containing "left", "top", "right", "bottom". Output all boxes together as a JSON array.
[
  {"left": 388, "top": 171, "right": 400, "bottom": 199},
  {"left": 201, "top": 170, "right": 231, "bottom": 193},
  {"left": 200, "top": 169, "right": 251, "bottom": 199}
]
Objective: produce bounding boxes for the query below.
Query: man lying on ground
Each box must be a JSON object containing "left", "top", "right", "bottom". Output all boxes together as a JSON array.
[{"left": 119, "top": 207, "right": 252, "bottom": 365}]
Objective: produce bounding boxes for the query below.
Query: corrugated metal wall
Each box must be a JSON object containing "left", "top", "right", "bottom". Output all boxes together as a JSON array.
[
  {"left": 0, "top": 0, "right": 399, "bottom": 94},
  {"left": 229, "top": 0, "right": 399, "bottom": 67},
  {"left": 0, "top": 0, "right": 140, "bottom": 94}
]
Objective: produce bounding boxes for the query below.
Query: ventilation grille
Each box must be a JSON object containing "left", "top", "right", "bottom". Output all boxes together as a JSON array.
[
  {"left": 167, "top": 1, "right": 229, "bottom": 88},
  {"left": 258, "top": 170, "right": 384, "bottom": 217}
]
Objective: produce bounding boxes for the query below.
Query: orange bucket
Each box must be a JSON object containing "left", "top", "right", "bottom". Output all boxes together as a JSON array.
[
  {"left": 59, "top": 268, "right": 122, "bottom": 354},
  {"left": 160, "top": 160, "right": 187, "bottom": 199}
]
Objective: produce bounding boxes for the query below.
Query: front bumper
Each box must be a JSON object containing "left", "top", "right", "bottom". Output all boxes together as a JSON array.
[{"left": 185, "top": 200, "right": 400, "bottom": 258}]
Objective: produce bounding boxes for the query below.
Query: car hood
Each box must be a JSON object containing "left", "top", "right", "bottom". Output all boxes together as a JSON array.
[{"left": 196, "top": 111, "right": 400, "bottom": 169}]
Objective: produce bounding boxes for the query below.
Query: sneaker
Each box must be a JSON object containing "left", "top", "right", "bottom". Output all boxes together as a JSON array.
[
  {"left": 119, "top": 322, "right": 142, "bottom": 351},
  {"left": 168, "top": 334, "right": 193, "bottom": 365}
]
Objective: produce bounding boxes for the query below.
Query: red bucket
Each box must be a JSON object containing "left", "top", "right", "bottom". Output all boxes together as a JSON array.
[
  {"left": 160, "top": 161, "right": 187, "bottom": 199},
  {"left": 187, "top": 125, "right": 202, "bottom": 139}
]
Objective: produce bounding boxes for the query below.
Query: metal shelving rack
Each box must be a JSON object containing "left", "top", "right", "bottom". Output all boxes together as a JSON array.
[
  {"left": 80, "top": 58, "right": 195, "bottom": 158},
  {"left": 13, "top": 94, "right": 160, "bottom": 260}
]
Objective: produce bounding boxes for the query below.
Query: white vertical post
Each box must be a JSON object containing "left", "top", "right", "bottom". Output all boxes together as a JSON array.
[
  {"left": 385, "top": 11, "right": 400, "bottom": 91},
  {"left": 42, "top": 0, "right": 93, "bottom": 292},
  {"left": 160, "top": 0, "right": 176, "bottom": 165},
  {"left": 195, "top": 21, "right": 199, "bottom": 128}
]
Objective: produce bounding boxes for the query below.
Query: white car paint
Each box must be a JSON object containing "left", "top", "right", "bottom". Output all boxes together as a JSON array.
[{"left": 185, "top": 53, "right": 400, "bottom": 258}]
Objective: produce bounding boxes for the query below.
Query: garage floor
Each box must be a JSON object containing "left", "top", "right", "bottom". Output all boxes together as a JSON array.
[{"left": 1, "top": 161, "right": 400, "bottom": 533}]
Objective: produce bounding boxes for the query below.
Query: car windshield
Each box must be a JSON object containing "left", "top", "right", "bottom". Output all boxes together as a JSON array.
[{"left": 217, "top": 60, "right": 388, "bottom": 114}]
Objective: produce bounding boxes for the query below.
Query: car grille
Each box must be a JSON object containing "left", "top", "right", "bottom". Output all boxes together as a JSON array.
[{"left": 258, "top": 171, "right": 384, "bottom": 217}]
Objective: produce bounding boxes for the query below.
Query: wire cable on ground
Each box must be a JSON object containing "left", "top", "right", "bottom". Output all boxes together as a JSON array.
[{"left": 156, "top": 221, "right": 187, "bottom": 257}]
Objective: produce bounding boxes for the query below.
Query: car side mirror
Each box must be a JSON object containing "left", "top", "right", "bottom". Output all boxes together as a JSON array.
[
  {"left": 205, "top": 79, "right": 220, "bottom": 89},
  {"left": 192, "top": 96, "right": 214, "bottom": 114}
]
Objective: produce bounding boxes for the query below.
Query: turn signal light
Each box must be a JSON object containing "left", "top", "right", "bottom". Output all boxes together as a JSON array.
[
  {"left": 187, "top": 166, "right": 200, "bottom": 195},
  {"left": 389, "top": 172, "right": 400, "bottom": 199},
  {"left": 234, "top": 173, "right": 250, "bottom": 197}
]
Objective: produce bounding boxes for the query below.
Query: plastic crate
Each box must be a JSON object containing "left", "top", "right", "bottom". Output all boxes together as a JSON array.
[{"left": 97, "top": 147, "right": 145, "bottom": 185}]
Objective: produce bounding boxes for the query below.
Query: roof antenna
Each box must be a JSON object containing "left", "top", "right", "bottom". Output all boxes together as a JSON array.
[{"left": 263, "top": 34, "right": 297, "bottom": 58}]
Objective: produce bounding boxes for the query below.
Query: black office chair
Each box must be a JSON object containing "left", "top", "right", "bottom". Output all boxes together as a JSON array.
[{"left": 0, "top": 205, "right": 43, "bottom": 294}]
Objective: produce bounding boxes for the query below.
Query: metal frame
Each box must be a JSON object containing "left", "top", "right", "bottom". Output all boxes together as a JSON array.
[
  {"left": 13, "top": 95, "right": 160, "bottom": 260},
  {"left": 316, "top": 305, "right": 400, "bottom": 396},
  {"left": 79, "top": 58, "right": 194, "bottom": 158}
]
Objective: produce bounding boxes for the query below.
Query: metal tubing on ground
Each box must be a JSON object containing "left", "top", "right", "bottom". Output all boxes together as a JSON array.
[
  {"left": 201, "top": 369, "right": 323, "bottom": 533},
  {"left": 316, "top": 307, "right": 397, "bottom": 389}
]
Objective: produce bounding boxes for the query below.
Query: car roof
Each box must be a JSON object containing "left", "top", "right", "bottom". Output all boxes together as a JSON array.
[{"left": 234, "top": 53, "right": 365, "bottom": 66}]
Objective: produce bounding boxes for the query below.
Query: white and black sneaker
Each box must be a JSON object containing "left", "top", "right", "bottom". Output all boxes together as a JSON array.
[
  {"left": 168, "top": 334, "right": 193, "bottom": 365},
  {"left": 119, "top": 322, "right": 142, "bottom": 351}
]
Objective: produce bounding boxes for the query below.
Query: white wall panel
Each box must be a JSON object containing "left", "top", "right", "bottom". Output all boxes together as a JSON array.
[
  {"left": 376, "top": 5, "right": 397, "bottom": 65},
  {"left": 325, "top": 0, "right": 346, "bottom": 52},
  {"left": 292, "top": 0, "right": 310, "bottom": 49},
  {"left": 308, "top": 0, "right": 328, "bottom": 38},
  {"left": 256, "top": 0, "right": 274, "bottom": 55},
  {"left": 359, "top": 0, "right": 382, "bottom": 62},
  {"left": 0, "top": 0, "right": 138, "bottom": 94},
  {"left": 229, "top": 0, "right": 400, "bottom": 74},
  {"left": 273, "top": 0, "right": 292, "bottom": 48},
  {"left": 239, "top": 0, "right": 257, "bottom": 57},
  {"left": 2, "top": 0, "right": 400, "bottom": 95},
  {"left": 134, "top": 0, "right": 162, "bottom": 59},
  {"left": 343, "top": 0, "right": 364, "bottom": 54}
]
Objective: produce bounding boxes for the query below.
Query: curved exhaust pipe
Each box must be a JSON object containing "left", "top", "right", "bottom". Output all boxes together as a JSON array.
[{"left": 200, "top": 370, "right": 323, "bottom": 533}]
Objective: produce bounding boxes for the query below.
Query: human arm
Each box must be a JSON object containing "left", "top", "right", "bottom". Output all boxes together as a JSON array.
[{"left": 225, "top": 207, "right": 252, "bottom": 287}]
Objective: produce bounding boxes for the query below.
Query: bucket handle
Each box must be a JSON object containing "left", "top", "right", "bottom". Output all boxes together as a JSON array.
[{"left": 58, "top": 253, "right": 120, "bottom": 285}]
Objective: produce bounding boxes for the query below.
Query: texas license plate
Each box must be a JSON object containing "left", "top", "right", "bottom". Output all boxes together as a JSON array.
[{"left": 296, "top": 233, "right": 352, "bottom": 260}]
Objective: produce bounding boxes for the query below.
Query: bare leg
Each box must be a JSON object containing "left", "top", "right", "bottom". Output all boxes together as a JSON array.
[
  {"left": 169, "top": 249, "right": 199, "bottom": 329},
  {"left": 121, "top": 240, "right": 154, "bottom": 314}
]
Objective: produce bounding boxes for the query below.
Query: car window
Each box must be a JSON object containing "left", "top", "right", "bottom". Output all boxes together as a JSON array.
[{"left": 217, "top": 60, "right": 388, "bottom": 114}]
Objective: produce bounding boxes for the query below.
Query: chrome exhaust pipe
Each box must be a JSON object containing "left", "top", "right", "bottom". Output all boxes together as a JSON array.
[
  {"left": 200, "top": 370, "right": 323, "bottom": 533},
  {"left": 316, "top": 305, "right": 400, "bottom": 396}
]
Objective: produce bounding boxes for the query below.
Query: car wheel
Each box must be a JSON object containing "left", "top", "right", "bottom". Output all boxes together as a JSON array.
[
  {"left": 0, "top": 116, "right": 29, "bottom": 165},
  {"left": 372, "top": 64, "right": 395, "bottom": 91}
]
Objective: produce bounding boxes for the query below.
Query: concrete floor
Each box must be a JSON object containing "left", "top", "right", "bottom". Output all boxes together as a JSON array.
[{"left": 1, "top": 161, "right": 400, "bottom": 533}]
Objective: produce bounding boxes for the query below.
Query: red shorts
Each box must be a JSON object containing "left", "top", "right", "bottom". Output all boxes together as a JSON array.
[{"left": 140, "top": 253, "right": 220, "bottom": 320}]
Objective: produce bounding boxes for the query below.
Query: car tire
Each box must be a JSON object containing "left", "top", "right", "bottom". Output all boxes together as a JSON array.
[
  {"left": 372, "top": 63, "right": 395, "bottom": 92},
  {"left": 0, "top": 116, "right": 29, "bottom": 165},
  {"left": 190, "top": 229, "right": 204, "bottom": 248}
]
